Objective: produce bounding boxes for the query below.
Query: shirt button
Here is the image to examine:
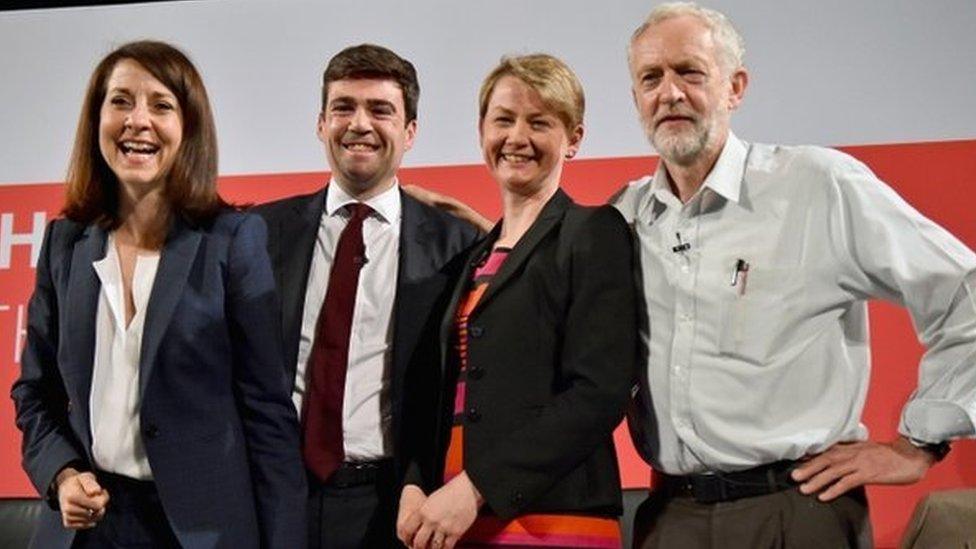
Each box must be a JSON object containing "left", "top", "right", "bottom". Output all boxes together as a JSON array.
[
  {"left": 469, "top": 326, "right": 484, "bottom": 338},
  {"left": 466, "top": 408, "right": 481, "bottom": 423}
]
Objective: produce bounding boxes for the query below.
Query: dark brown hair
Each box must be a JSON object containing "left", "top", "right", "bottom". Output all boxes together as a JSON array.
[
  {"left": 63, "top": 40, "right": 226, "bottom": 228},
  {"left": 321, "top": 43, "right": 420, "bottom": 124}
]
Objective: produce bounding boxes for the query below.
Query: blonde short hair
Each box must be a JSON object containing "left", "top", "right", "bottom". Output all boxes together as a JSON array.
[
  {"left": 478, "top": 53, "right": 584, "bottom": 134},
  {"left": 629, "top": 2, "right": 745, "bottom": 72}
]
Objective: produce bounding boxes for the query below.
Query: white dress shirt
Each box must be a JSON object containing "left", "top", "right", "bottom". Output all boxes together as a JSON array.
[
  {"left": 90, "top": 234, "right": 159, "bottom": 480},
  {"left": 614, "top": 133, "right": 976, "bottom": 475},
  {"left": 294, "top": 180, "right": 401, "bottom": 461}
]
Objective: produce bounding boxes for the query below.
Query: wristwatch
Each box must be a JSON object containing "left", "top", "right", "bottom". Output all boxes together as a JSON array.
[{"left": 908, "top": 438, "right": 951, "bottom": 462}]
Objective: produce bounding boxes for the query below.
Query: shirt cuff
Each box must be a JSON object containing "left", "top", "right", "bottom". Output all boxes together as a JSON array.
[{"left": 900, "top": 399, "right": 976, "bottom": 443}]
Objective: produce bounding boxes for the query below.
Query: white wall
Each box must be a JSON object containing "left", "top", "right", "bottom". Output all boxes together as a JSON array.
[{"left": 1, "top": 0, "right": 974, "bottom": 184}]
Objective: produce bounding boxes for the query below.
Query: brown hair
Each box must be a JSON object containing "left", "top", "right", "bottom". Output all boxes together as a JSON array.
[
  {"left": 321, "top": 43, "right": 420, "bottom": 124},
  {"left": 63, "top": 40, "right": 226, "bottom": 228},
  {"left": 478, "top": 53, "right": 585, "bottom": 135}
]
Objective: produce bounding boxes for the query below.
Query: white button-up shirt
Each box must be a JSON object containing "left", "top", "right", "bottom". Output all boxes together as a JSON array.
[
  {"left": 294, "top": 180, "right": 401, "bottom": 461},
  {"left": 90, "top": 234, "right": 159, "bottom": 480},
  {"left": 614, "top": 133, "right": 976, "bottom": 475}
]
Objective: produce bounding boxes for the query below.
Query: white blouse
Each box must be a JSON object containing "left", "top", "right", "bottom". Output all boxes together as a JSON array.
[{"left": 89, "top": 234, "right": 160, "bottom": 480}]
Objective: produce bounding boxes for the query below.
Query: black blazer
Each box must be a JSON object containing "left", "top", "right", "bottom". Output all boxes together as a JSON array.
[
  {"left": 253, "top": 186, "right": 479, "bottom": 475},
  {"left": 406, "top": 189, "right": 639, "bottom": 520},
  {"left": 12, "top": 212, "right": 306, "bottom": 549}
]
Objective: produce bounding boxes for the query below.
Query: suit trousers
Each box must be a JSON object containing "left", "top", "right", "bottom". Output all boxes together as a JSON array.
[
  {"left": 632, "top": 485, "right": 874, "bottom": 549},
  {"left": 71, "top": 471, "right": 180, "bottom": 549},
  {"left": 307, "top": 464, "right": 398, "bottom": 549}
]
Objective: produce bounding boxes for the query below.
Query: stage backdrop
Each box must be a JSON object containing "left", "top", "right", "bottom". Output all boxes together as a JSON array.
[{"left": 2, "top": 1, "right": 975, "bottom": 547}]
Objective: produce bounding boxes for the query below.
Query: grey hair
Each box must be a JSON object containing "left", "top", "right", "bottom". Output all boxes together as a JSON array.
[{"left": 628, "top": 2, "right": 746, "bottom": 72}]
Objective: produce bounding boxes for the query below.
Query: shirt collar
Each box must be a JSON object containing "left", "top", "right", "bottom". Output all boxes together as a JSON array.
[
  {"left": 324, "top": 178, "right": 401, "bottom": 224},
  {"left": 637, "top": 132, "right": 748, "bottom": 220}
]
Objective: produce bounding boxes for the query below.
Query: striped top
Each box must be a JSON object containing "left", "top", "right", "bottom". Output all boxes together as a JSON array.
[{"left": 444, "top": 248, "right": 621, "bottom": 548}]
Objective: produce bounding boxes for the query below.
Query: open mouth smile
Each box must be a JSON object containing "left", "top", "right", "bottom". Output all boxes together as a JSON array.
[
  {"left": 343, "top": 142, "right": 380, "bottom": 152},
  {"left": 499, "top": 152, "right": 536, "bottom": 164},
  {"left": 118, "top": 139, "right": 161, "bottom": 158}
]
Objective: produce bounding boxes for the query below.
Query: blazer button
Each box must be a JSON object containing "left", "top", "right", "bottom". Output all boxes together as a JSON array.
[
  {"left": 143, "top": 424, "right": 160, "bottom": 439},
  {"left": 466, "top": 408, "right": 481, "bottom": 423},
  {"left": 510, "top": 492, "right": 524, "bottom": 506},
  {"left": 468, "top": 366, "right": 484, "bottom": 380},
  {"left": 468, "top": 326, "right": 484, "bottom": 338}
]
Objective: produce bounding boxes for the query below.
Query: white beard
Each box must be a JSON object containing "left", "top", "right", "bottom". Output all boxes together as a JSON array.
[{"left": 649, "top": 119, "right": 711, "bottom": 167}]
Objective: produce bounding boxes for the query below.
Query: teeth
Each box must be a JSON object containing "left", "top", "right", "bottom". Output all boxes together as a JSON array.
[
  {"left": 501, "top": 154, "right": 532, "bottom": 163},
  {"left": 344, "top": 143, "right": 377, "bottom": 151},
  {"left": 120, "top": 141, "right": 159, "bottom": 154}
]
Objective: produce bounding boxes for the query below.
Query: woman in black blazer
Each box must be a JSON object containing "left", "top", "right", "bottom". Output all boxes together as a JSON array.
[
  {"left": 397, "top": 54, "right": 638, "bottom": 548},
  {"left": 12, "top": 41, "right": 305, "bottom": 548}
]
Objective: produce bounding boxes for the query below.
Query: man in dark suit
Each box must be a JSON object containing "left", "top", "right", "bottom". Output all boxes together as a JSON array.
[{"left": 254, "top": 44, "right": 479, "bottom": 549}]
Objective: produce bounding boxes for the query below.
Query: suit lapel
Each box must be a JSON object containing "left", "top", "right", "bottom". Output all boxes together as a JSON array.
[
  {"left": 468, "top": 189, "right": 570, "bottom": 318},
  {"left": 391, "top": 192, "right": 439, "bottom": 433},
  {"left": 393, "top": 192, "right": 432, "bottom": 371},
  {"left": 63, "top": 224, "right": 106, "bottom": 449},
  {"left": 278, "top": 189, "right": 325, "bottom": 371},
  {"left": 138, "top": 216, "right": 201, "bottom": 397}
]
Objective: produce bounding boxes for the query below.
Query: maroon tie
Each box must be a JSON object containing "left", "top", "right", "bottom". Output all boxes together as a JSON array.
[{"left": 303, "top": 202, "right": 372, "bottom": 482}]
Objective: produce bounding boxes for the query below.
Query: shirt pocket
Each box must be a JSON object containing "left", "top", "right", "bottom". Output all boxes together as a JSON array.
[{"left": 719, "top": 266, "right": 804, "bottom": 365}]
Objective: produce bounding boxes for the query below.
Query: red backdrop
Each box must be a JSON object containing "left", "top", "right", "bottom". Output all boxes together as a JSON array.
[{"left": 1, "top": 139, "right": 974, "bottom": 546}]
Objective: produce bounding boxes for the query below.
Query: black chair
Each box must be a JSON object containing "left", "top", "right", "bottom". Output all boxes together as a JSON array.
[{"left": 0, "top": 498, "right": 43, "bottom": 549}]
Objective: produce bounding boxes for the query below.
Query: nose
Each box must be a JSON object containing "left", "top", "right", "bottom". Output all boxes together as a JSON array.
[
  {"left": 124, "top": 102, "right": 150, "bottom": 130},
  {"left": 507, "top": 118, "right": 531, "bottom": 145},
  {"left": 349, "top": 106, "right": 371, "bottom": 132},
  {"left": 658, "top": 72, "right": 686, "bottom": 105}
]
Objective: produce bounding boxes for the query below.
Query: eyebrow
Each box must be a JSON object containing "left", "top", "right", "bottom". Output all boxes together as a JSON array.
[
  {"left": 330, "top": 96, "right": 398, "bottom": 111},
  {"left": 106, "top": 86, "right": 177, "bottom": 101},
  {"left": 486, "top": 106, "right": 558, "bottom": 123}
]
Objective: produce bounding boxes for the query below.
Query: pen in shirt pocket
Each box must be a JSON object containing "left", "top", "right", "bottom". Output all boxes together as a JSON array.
[{"left": 731, "top": 258, "right": 750, "bottom": 295}]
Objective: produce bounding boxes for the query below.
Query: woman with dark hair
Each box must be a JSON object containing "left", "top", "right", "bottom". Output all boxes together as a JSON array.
[
  {"left": 397, "top": 54, "right": 637, "bottom": 548},
  {"left": 12, "top": 40, "right": 306, "bottom": 548}
]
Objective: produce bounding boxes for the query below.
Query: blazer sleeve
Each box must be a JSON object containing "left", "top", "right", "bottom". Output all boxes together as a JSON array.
[
  {"left": 224, "top": 214, "right": 307, "bottom": 548},
  {"left": 11, "top": 220, "right": 88, "bottom": 506},
  {"left": 466, "top": 206, "right": 638, "bottom": 518}
]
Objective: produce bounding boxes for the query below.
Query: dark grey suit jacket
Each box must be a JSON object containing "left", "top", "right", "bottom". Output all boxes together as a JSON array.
[
  {"left": 253, "top": 186, "right": 479, "bottom": 478},
  {"left": 405, "top": 189, "right": 639, "bottom": 520}
]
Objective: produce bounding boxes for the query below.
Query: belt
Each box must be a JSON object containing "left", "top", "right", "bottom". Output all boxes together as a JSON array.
[
  {"left": 323, "top": 459, "right": 393, "bottom": 488},
  {"left": 652, "top": 460, "right": 798, "bottom": 504}
]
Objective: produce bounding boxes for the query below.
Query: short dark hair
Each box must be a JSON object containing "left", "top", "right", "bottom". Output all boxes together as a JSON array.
[
  {"left": 63, "top": 40, "right": 226, "bottom": 228},
  {"left": 321, "top": 43, "right": 420, "bottom": 124}
]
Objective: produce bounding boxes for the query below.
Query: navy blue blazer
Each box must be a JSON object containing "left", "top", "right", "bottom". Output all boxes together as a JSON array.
[{"left": 12, "top": 212, "right": 306, "bottom": 549}]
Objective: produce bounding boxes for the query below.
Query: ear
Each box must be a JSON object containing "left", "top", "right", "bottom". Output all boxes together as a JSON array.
[
  {"left": 316, "top": 111, "right": 328, "bottom": 144},
  {"left": 727, "top": 67, "right": 749, "bottom": 111},
  {"left": 403, "top": 119, "right": 418, "bottom": 152},
  {"left": 565, "top": 124, "right": 584, "bottom": 159}
]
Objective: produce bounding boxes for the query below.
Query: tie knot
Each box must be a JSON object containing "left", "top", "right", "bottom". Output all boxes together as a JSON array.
[{"left": 346, "top": 203, "right": 372, "bottom": 222}]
